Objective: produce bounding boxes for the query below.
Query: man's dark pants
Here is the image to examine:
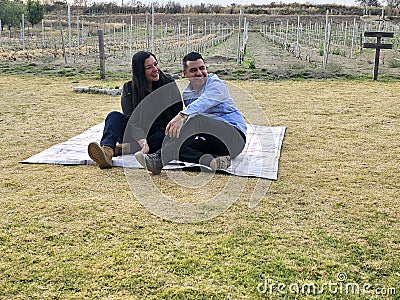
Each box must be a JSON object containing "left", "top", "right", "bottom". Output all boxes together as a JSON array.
[{"left": 161, "top": 115, "right": 246, "bottom": 166}]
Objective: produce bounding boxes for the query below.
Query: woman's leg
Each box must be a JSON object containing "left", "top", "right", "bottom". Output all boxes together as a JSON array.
[{"left": 100, "top": 111, "right": 129, "bottom": 151}]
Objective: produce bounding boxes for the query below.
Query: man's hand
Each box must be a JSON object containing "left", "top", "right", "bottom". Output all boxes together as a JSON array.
[
  {"left": 165, "top": 114, "right": 186, "bottom": 138},
  {"left": 138, "top": 138, "right": 149, "bottom": 153}
]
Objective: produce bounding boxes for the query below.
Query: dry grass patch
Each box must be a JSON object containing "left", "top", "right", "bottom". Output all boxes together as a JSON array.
[{"left": 0, "top": 75, "right": 399, "bottom": 299}]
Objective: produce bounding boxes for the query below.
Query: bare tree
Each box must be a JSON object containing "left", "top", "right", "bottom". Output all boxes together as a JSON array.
[
  {"left": 356, "top": 0, "right": 383, "bottom": 7},
  {"left": 385, "top": 0, "right": 400, "bottom": 8}
]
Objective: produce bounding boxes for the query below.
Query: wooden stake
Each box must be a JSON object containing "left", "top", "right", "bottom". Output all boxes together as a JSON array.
[{"left": 98, "top": 29, "right": 105, "bottom": 79}]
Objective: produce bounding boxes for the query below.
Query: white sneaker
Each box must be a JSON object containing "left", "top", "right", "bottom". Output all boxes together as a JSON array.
[{"left": 209, "top": 155, "right": 231, "bottom": 171}]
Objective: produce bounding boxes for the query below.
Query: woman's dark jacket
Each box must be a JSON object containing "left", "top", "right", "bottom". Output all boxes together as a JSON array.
[{"left": 121, "top": 73, "right": 183, "bottom": 141}]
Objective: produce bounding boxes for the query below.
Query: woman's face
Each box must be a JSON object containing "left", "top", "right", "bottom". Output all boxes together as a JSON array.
[{"left": 144, "top": 55, "right": 160, "bottom": 83}]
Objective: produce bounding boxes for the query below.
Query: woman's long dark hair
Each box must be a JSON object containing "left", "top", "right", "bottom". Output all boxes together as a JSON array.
[{"left": 131, "top": 51, "right": 169, "bottom": 108}]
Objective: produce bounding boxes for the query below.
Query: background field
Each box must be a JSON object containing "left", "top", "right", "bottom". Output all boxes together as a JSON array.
[
  {"left": 1, "top": 12, "right": 400, "bottom": 81},
  {"left": 0, "top": 73, "right": 399, "bottom": 298}
]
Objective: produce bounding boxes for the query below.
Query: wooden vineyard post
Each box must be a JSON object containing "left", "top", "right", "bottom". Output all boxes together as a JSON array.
[
  {"left": 129, "top": 15, "right": 133, "bottom": 58},
  {"left": 186, "top": 17, "right": 190, "bottom": 54},
  {"left": 21, "top": 14, "right": 25, "bottom": 50},
  {"left": 363, "top": 31, "right": 394, "bottom": 80},
  {"left": 237, "top": 9, "right": 242, "bottom": 66},
  {"left": 41, "top": 19, "right": 45, "bottom": 50},
  {"left": 323, "top": 10, "right": 331, "bottom": 69},
  {"left": 203, "top": 20, "right": 207, "bottom": 53},
  {"left": 151, "top": 3, "right": 154, "bottom": 54},
  {"left": 350, "top": 19, "right": 357, "bottom": 59},
  {"left": 58, "top": 12, "right": 67, "bottom": 64},
  {"left": 77, "top": 16, "right": 80, "bottom": 57},
  {"left": 67, "top": 4, "right": 72, "bottom": 64},
  {"left": 98, "top": 29, "right": 105, "bottom": 80}
]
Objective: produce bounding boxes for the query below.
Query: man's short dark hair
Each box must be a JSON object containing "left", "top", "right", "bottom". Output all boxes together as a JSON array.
[{"left": 183, "top": 52, "right": 204, "bottom": 70}]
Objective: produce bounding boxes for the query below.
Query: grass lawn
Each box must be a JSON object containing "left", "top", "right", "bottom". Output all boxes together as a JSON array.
[{"left": 0, "top": 74, "right": 399, "bottom": 299}]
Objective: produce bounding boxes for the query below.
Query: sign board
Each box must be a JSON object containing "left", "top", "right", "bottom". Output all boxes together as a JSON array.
[{"left": 363, "top": 31, "right": 394, "bottom": 80}]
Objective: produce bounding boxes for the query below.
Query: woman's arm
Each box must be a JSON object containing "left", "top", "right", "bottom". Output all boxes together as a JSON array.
[{"left": 121, "top": 81, "right": 134, "bottom": 115}]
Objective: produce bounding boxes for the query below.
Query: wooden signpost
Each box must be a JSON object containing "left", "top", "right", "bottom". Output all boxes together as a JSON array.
[{"left": 363, "top": 31, "right": 394, "bottom": 80}]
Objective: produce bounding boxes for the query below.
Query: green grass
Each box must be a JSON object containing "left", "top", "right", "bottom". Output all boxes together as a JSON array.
[{"left": 0, "top": 75, "right": 399, "bottom": 299}]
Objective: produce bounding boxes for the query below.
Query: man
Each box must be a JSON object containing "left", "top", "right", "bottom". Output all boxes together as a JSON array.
[{"left": 135, "top": 52, "right": 247, "bottom": 175}]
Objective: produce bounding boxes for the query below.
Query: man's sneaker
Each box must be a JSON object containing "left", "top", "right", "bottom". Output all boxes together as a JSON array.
[
  {"left": 209, "top": 155, "right": 231, "bottom": 171},
  {"left": 134, "top": 151, "right": 163, "bottom": 175}
]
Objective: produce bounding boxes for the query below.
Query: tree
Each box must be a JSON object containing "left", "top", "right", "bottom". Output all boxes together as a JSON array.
[
  {"left": 0, "top": 0, "right": 25, "bottom": 30},
  {"left": 26, "top": 0, "right": 44, "bottom": 27},
  {"left": 356, "top": 0, "right": 383, "bottom": 6},
  {"left": 164, "top": 1, "right": 182, "bottom": 14},
  {"left": 385, "top": 0, "right": 400, "bottom": 8}
]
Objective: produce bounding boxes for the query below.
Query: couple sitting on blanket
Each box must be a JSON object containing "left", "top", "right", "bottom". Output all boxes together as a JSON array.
[{"left": 88, "top": 51, "right": 247, "bottom": 174}]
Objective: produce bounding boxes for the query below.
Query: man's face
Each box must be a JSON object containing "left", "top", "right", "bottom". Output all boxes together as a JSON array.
[{"left": 183, "top": 59, "right": 208, "bottom": 91}]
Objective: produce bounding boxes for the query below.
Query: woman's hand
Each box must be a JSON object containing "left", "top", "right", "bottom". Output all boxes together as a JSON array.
[
  {"left": 138, "top": 139, "right": 149, "bottom": 153},
  {"left": 165, "top": 114, "right": 186, "bottom": 138}
]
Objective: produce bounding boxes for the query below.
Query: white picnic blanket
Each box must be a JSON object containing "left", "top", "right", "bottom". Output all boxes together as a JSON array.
[{"left": 21, "top": 123, "right": 286, "bottom": 180}]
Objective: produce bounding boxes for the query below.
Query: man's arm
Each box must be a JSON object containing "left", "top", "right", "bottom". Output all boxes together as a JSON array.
[{"left": 165, "top": 113, "right": 186, "bottom": 138}]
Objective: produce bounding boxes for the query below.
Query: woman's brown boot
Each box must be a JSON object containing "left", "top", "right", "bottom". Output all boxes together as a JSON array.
[{"left": 88, "top": 142, "right": 113, "bottom": 169}]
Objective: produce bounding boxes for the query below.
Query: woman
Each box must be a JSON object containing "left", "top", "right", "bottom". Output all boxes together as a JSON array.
[{"left": 88, "top": 51, "right": 183, "bottom": 169}]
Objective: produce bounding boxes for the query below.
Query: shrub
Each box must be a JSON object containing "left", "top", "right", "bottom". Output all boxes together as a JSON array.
[
  {"left": 332, "top": 47, "right": 346, "bottom": 56},
  {"left": 388, "top": 59, "right": 400, "bottom": 68},
  {"left": 317, "top": 43, "right": 324, "bottom": 56}
]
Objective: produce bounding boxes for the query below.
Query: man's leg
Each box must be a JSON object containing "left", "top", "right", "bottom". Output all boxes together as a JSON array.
[
  {"left": 161, "top": 115, "right": 246, "bottom": 166},
  {"left": 146, "top": 128, "right": 167, "bottom": 154}
]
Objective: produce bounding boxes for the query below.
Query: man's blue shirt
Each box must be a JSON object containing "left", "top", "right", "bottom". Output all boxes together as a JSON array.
[{"left": 181, "top": 73, "right": 247, "bottom": 135}]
